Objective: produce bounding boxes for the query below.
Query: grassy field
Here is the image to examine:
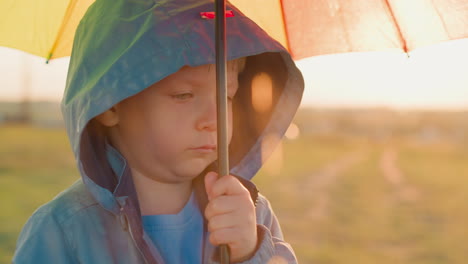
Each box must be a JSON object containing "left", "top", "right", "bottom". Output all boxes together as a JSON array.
[
  {"left": 256, "top": 136, "right": 468, "bottom": 264},
  {"left": 1, "top": 125, "right": 467, "bottom": 263},
  {"left": 0, "top": 126, "right": 79, "bottom": 263}
]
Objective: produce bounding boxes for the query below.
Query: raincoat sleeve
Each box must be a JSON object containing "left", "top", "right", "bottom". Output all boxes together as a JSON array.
[
  {"left": 236, "top": 194, "right": 297, "bottom": 264},
  {"left": 12, "top": 210, "right": 77, "bottom": 264}
]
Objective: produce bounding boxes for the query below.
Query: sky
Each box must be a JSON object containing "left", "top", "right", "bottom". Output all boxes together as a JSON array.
[{"left": 1, "top": 38, "right": 468, "bottom": 110}]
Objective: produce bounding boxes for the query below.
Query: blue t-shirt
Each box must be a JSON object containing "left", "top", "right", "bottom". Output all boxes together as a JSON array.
[{"left": 142, "top": 192, "right": 204, "bottom": 264}]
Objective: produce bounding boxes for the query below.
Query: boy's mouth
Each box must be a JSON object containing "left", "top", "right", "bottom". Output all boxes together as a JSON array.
[{"left": 190, "top": 144, "right": 217, "bottom": 153}]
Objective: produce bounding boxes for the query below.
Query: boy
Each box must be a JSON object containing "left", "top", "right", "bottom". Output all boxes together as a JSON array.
[{"left": 13, "top": 0, "right": 304, "bottom": 263}]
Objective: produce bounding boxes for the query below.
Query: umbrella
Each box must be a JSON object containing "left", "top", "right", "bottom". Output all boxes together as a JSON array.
[
  {"left": 230, "top": 0, "right": 468, "bottom": 59},
  {"left": 0, "top": 0, "right": 94, "bottom": 63},
  {"left": 214, "top": 1, "right": 468, "bottom": 261},
  {"left": 2, "top": 0, "right": 468, "bottom": 61}
]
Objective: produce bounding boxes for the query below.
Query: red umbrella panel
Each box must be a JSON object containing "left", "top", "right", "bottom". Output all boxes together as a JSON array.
[{"left": 231, "top": 0, "right": 468, "bottom": 59}]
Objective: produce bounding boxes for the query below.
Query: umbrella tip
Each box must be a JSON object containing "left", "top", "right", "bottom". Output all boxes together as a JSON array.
[{"left": 46, "top": 52, "right": 53, "bottom": 64}]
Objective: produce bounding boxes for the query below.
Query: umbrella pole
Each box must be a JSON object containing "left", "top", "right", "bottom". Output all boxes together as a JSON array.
[{"left": 214, "top": 0, "right": 230, "bottom": 263}]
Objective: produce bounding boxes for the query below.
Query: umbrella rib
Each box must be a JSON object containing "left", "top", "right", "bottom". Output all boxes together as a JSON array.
[
  {"left": 383, "top": 0, "right": 408, "bottom": 53},
  {"left": 278, "top": 0, "right": 292, "bottom": 55},
  {"left": 46, "top": 0, "right": 79, "bottom": 63}
]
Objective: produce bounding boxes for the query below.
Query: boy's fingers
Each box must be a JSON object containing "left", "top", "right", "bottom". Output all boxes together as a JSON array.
[
  {"left": 210, "top": 175, "right": 248, "bottom": 198},
  {"left": 204, "top": 171, "right": 218, "bottom": 200},
  {"left": 209, "top": 227, "right": 237, "bottom": 246},
  {"left": 204, "top": 195, "right": 241, "bottom": 219},
  {"left": 207, "top": 213, "right": 236, "bottom": 232}
]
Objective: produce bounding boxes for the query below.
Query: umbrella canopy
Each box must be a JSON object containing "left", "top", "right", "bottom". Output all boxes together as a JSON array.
[
  {"left": 1, "top": 0, "right": 468, "bottom": 61},
  {"left": 231, "top": 0, "right": 468, "bottom": 59},
  {"left": 0, "top": 0, "right": 94, "bottom": 62}
]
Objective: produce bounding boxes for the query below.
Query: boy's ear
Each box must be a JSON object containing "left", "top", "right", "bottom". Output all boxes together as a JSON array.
[{"left": 95, "top": 106, "right": 119, "bottom": 127}]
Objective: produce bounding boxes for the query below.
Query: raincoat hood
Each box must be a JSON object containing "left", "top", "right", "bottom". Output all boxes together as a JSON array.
[{"left": 62, "top": 0, "right": 304, "bottom": 214}]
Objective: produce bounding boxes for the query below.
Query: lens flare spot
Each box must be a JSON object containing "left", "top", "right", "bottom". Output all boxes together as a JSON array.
[
  {"left": 285, "top": 122, "right": 300, "bottom": 140},
  {"left": 251, "top": 72, "right": 273, "bottom": 113}
]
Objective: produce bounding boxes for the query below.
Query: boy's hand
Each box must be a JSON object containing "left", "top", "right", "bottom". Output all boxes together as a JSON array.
[{"left": 204, "top": 172, "right": 258, "bottom": 263}]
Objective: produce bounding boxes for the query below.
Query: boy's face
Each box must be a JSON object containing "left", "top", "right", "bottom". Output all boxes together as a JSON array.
[{"left": 107, "top": 63, "right": 240, "bottom": 184}]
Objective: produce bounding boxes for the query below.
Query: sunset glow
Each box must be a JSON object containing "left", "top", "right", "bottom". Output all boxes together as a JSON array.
[{"left": 1, "top": 38, "right": 468, "bottom": 109}]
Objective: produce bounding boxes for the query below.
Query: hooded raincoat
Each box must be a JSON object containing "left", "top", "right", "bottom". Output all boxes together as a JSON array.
[{"left": 13, "top": 0, "right": 304, "bottom": 263}]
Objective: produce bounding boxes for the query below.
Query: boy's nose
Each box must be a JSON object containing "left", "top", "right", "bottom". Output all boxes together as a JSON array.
[{"left": 196, "top": 98, "right": 217, "bottom": 132}]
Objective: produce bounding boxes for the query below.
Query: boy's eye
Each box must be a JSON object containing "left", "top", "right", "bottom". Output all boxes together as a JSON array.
[{"left": 172, "top": 93, "right": 193, "bottom": 100}]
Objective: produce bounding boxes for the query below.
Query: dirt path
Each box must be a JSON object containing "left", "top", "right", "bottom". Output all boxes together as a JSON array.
[
  {"left": 379, "top": 147, "right": 420, "bottom": 202},
  {"left": 301, "top": 152, "right": 366, "bottom": 220},
  {"left": 276, "top": 151, "right": 366, "bottom": 256}
]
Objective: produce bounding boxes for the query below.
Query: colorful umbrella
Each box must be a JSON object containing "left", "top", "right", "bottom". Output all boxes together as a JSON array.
[
  {"left": 230, "top": 0, "right": 468, "bottom": 59},
  {"left": 1, "top": 0, "right": 468, "bottom": 61},
  {"left": 206, "top": 1, "right": 468, "bottom": 261}
]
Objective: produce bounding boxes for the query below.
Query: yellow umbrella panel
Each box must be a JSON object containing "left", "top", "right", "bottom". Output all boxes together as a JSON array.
[{"left": 0, "top": 0, "right": 94, "bottom": 62}]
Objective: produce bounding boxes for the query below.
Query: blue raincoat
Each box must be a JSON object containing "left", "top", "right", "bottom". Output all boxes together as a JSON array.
[{"left": 13, "top": 0, "right": 304, "bottom": 263}]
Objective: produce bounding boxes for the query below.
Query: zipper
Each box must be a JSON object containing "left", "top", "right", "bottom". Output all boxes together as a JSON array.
[{"left": 121, "top": 207, "right": 150, "bottom": 264}]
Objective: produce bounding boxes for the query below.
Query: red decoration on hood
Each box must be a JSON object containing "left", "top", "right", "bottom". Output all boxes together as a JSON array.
[{"left": 200, "top": 10, "right": 234, "bottom": 19}]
